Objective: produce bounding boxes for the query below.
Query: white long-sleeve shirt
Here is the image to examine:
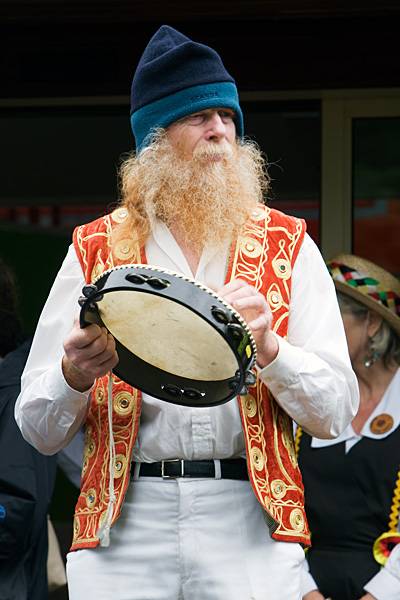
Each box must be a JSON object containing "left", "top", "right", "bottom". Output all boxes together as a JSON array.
[{"left": 15, "top": 221, "right": 358, "bottom": 459}]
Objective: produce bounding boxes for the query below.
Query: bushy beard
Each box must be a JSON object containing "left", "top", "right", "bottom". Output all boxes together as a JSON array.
[{"left": 117, "top": 132, "right": 269, "bottom": 252}]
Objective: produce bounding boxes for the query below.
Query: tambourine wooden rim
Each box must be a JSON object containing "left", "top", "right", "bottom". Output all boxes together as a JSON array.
[{"left": 79, "top": 264, "right": 257, "bottom": 407}]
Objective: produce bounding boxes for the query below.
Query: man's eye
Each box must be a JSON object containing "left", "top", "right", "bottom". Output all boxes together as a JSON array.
[
  {"left": 219, "top": 111, "right": 234, "bottom": 123},
  {"left": 185, "top": 114, "right": 205, "bottom": 125}
]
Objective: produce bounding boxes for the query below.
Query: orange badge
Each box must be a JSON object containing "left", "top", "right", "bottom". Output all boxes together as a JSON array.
[{"left": 370, "top": 413, "right": 394, "bottom": 435}]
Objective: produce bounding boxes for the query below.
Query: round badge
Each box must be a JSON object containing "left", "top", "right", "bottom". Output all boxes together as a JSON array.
[{"left": 370, "top": 413, "right": 394, "bottom": 435}]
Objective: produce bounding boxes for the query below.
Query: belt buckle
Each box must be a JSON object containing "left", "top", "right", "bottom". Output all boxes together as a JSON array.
[{"left": 161, "top": 459, "right": 184, "bottom": 479}]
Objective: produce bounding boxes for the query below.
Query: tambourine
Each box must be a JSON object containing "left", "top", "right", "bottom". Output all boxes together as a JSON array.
[{"left": 78, "top": 264, "right": 257, "bottom": 407}]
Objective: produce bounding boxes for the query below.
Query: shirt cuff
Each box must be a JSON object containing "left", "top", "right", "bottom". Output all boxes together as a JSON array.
[
  {"left": 258, "top": 333, "right": 301, "bottom": 394},
  {"left": 364, "top": 566, "right": 400, "bottom": 600},
  {"left": 46, "top": 358, "right": 93, "bottom": 403}
]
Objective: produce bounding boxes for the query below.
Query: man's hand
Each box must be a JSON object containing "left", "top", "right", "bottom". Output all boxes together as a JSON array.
[
  {"left": 359, "top": 594, "right": 377, "bottom": 600},
  {"left": 62, "top": 320, "right": 119, "bottom": 392},
  {"left": 217, "top": 279, "right": 278, "bottom": 368}
]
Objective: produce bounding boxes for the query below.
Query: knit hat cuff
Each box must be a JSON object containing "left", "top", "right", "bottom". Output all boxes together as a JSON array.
[{"left": 131, "top": 81, "right": 244, "bottom": 153}]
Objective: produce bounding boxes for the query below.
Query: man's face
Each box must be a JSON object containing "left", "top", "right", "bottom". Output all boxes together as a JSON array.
[{"left": 166, "top": 108, "right": 236, "bottom": 160}]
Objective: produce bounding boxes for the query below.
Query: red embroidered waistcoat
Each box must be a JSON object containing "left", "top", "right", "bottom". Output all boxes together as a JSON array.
[{"left": 70, "top": 204, "right": 310, "bottom": 551}]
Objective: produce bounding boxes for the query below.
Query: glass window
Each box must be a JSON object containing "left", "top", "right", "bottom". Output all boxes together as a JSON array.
[
  {"left": 242, "top": 100, "right": 321, "bottom": 244},
  {"left": 0, "top": 106, "right": 132, "bottom": 206},
  {"left": 352, "top": 117, "right": 400, "bottom": 276}
]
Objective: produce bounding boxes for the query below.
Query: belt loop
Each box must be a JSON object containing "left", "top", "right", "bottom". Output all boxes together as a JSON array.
[
  {"left": 132, "top": 462, "right": 141, "bottom": 480},
  {"left": 213, "top": 459, "right": 222, "bottom": 479}
]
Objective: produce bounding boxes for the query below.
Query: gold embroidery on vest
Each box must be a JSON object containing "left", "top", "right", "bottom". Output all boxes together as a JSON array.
[
  {"left": 114, "top": 391, "right": 135, "bottom": 416},
  {"left": 114, "top": 454, "right": 128, "bottom": 479},
  {"left": 271, "top": 479, "right": 287, "bottom": 500},
  {"left": 231, "top": 205, "right": 271, "bottom": 291},
  {"left": 113, "top": 239, "right": 136, "bottom": 262},
  {"left": 91, "top": 249, "right": 107, "bottom": 283},
  {"left": 267, "top": 285, "right": 284, "bottom": 312},
  {"left": 289, "top": 508, "right": 305, "bottom": 532},
  {"left": 243, "top": 394, "right": 257, "bottom": 419},
  {"left": 84, "top": 488, "right": 97, "bottom": 509},
  {"left": 233, "top": 207, "right": 309, "bottom": 542},
  {"left": 95, "top": 382, "right": 106, "bottom": 405},
  {"left": 272, "top": 403, "right": 301, "bottom": 489},
  {"left": 111, "top": 207, "right": 129, "bottom": 223}
]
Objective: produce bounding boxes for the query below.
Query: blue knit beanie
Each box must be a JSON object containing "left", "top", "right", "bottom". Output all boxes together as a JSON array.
[{"left": 130, "top": 25, "right": 244, "bottom": 152}]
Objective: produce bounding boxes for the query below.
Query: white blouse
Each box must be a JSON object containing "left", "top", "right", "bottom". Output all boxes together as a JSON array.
[{"left": 301, "top": 368, "right": 400, "bottom": 598}]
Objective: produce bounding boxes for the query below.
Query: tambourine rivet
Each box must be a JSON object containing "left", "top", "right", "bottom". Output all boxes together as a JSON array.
[{"left": 82, "top": 284, "right": 98, "bottom": 298}]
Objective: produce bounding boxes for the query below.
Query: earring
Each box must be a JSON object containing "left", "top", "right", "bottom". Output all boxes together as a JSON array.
[{"left": 364, "top": 336, "right": 380, "bottom": 368}]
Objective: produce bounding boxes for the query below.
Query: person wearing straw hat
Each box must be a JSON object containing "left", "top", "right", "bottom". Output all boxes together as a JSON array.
[
  {"left": 299, "top": 255, "right": 400, "bottom": 600},
  {"left": 15, "top": 26, "right": 358, "bottom": 600}
]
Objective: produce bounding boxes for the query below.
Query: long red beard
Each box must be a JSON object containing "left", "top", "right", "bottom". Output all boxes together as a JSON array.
[{"left": 118, "top": 133, "right": 269, "bottom": 251}]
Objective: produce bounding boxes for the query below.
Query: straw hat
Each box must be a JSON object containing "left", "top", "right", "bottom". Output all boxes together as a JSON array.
[{"left": 327, "top": 254, "right": 400, "bottom": 337}]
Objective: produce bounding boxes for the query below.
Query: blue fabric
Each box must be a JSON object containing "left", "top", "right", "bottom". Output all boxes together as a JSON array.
[
  {"left": 131, "top": 82, "right": 244, "bottom": 152},
  {"left": 130, "top": 25, "right": 243, "bottom": 151}
]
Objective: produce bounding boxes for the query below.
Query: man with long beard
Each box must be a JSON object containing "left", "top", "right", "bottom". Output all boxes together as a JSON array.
[{"left": 15, "top": 26, "right": 358, "bottom": 600}]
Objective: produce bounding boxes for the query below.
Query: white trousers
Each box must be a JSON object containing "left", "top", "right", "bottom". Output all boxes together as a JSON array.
[{"left": 67, "top": 476, "right": 304, "bottom": 599}]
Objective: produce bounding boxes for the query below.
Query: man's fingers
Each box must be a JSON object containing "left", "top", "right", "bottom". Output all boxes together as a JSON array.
[
  {"left": 68, "top": 322, "right": 105, "bottom": 350},
  {"left": 216, "top": 278, "right": 249, "bottom": 296},
  {"left": 248, "top": 314, "right": 270, "bottom": 332},
  {"left": 234, "top": 295, "right": 268, "bottom": 312}
]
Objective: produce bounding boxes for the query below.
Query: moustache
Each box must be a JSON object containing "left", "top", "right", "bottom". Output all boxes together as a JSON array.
[{"left": 193, "top": 141, "right": 234, "bottom": 162}]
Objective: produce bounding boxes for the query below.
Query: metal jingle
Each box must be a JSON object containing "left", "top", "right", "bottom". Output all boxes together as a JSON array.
[
  {"left": 211, "top": 305, "right": 231, "bottom": 324},
  {"left": 182, "top": 387, "right": 206, "bottom": 401},
  {"left": 147, "top": 277, "right": 170, "bottom": 290},
  {"left": 227, "top": 323, "right": 245, "bottom": 340},
  {"left": 125, "top": 273, "right": 149, "bottom": 285},
  {"left": 82, "top": 283, "right": 98, "bottom": 298},
  {"left": 161, "top": 383, "right": 182, "bottom": 398}
]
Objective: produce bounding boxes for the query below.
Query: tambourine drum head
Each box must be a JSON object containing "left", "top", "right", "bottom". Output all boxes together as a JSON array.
[{"left": 97, "top": 290, "right": 238, "bottom": 381}]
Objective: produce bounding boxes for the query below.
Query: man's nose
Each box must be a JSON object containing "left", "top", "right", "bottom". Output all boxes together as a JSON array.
[{"left": 204, "top": 113, "right": 226, "bottom": 140}]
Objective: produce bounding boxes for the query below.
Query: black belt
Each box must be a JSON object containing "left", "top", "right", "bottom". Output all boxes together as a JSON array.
[{"left": 133, "top": 458, "right": 249, "bottom": 480}]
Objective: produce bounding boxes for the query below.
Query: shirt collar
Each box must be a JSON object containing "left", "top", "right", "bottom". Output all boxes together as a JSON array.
[
  {"left": 311, "top": 368, "right": 400, "bottom": 451},
  {"left": 149, "top": 218, "right": 229, "bottom": 280}
]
